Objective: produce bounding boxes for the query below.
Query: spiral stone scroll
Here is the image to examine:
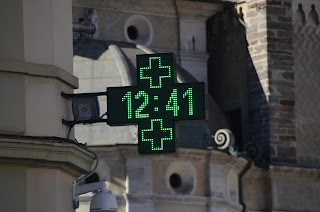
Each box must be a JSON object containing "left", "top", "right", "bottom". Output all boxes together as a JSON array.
[{"left": 213, "top": 129, "right": 235, "bottom": 150}]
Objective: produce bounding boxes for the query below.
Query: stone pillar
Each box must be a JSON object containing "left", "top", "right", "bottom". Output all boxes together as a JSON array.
[
  {"left": 0, "top": 1, "right": 96, "bottom": 212},
  {"left": 208, "top": 151, "right": 247, "bottom": 212},
  {"left": 266, "top": 0, "right": 296, "bottom": 164},
  {"left": 0, "top": 0, "right": 77, "bottom": 137},
  {"left": 0, "top": 138, "right": 94, "bottom": 212},
  {"left": 125, "top": 158, "right": 154, "bottom": 211},
  {"left": 244, "top": 0, "right": 296, "bottom": 164},
  {"left": 245, "top": 0, "right": 270, "bottom": 164}
]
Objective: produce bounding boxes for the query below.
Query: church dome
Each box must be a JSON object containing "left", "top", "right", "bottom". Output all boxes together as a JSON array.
[{"left": 73, "top": 39, "right": 228, "bottom": 148}]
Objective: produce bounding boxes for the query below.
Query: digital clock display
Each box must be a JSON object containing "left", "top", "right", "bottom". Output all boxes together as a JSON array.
[{"left": 107, "top": 53, "right": 207, "bottom": 154}]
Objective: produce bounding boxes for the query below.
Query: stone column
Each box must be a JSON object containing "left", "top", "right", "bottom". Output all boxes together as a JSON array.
[
  {"left": 125, "top": 158, "right": 154, "bottom": 212},
  {"left": 0, "top": 138, "right": 95, "bottom": 212},
  {"left": 266, "top": 0, "right": 296, "bottom": 164},
  {"left": 0, "top": 1, "right": 96, "bottom": 212},
  {"left": 0, "top": 0, "right": 77, "bottom": 137},
  {"left": 244, "top": 0, "right": 296, "bottom": 164}
]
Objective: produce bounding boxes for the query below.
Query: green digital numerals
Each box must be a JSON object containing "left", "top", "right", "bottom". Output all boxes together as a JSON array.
[
  {"left": 121, "top": 88, "right": 194, "bottom": 120},
  {"left": 166, "top": 89, "right": 179, "bottom": 116},
  {"left": 183, "top": 88, "right": 193, "bottom": 115}
]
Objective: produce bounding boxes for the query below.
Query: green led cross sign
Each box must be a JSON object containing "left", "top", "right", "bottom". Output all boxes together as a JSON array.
[{"left": 107, "top": 53, "right": 207, "bottom": 155}]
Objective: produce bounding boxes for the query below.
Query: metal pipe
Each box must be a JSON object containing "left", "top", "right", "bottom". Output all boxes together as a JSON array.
[
  {"left": 238, "top": 155, "right": 251, "bottom": 212},
  {"left": 173, "top": 0, "right": 181, "bottom": 65},
  {"left": 73, "top": 22, "right": 96, "bottom": 34}
]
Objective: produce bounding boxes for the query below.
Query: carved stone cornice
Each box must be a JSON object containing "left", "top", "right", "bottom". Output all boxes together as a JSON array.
[
  {"left": 154, "top": 194, "right": 207, "bottom": 206},
  {"left": 73, "top": 0, "right": 177, "bottom": 17},
  {"left": 72, "top": 0, "right": 224, "bottom": 19},
  {"left": 90, "top": 145, "right": 244, "bottom": 164},
  {"left": 270, "top": 165, "right": 320, "bottom": 181},
  {"left": 208, "top": 196, "right": 243, "bottom": 211},
  {"left": 90, "top": 145, "right": 140, "bottom": 159},
  {"left": 243, "top": 165, "right": 270, "bottom": 179},
  {"left": 0, "top": 137, "right": 95, "bottom": 176},
  {"left": 209, "top": 150, "right": 232, "bottom": 164},
  {"left": 176, "top": 0, "right": 224, "bottom": 19},
  {"left": 0, "top": 59, "right": 78, "bottom": 88},
  {"left": 124, "top": 192, "right": 155, "bottom": 202},
  {"left": 225, "top": 157, "right": 249, "bottom": 173}
]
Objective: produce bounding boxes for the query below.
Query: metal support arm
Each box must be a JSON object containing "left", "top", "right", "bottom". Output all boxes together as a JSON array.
[{"left": 73, "top": 181, "right": 108, "bottom": 197}]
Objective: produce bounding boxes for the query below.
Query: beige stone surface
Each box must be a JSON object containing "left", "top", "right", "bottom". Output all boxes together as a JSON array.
[
  {"left": 0, "top": 138, "right": 95, "bottom": 212},
  {"left": 293, "top": 0, "right": 320, "bottom": 165},
  {"left": 0, "top": 0, "right": 24, "bottom": 61},
  {"left": 270, "top": 165, "right": 320, "bottom": 211},
  {"left": 0, "top": 0, "right": 77, "bottom": 88},
  {"left": 26, "top": 168, "right": 75, "bottom": 212},
  {"left": 23, "top": 0, "right": 73, "bottom": 73},
  {"left": 79, "top": 146, "right": 247, "bottom": 212},
  {"left": 0, "top": 72, "right": 26, "bottom": 134},
  {"left": 0, "top": 165, "right": 27, "bottom": 212}
]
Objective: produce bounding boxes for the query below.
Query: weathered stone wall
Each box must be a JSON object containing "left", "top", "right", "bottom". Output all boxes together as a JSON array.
[
  {"left": 207, "top": 8, "right": 248, "bottom": 149},
  {"left": 292, "top": 0, "right": 320, "bottom": 166},
  {"left": 243, "top": 0, "right": 296, "bottom": 164},
  {"left": 266, "top": 0, "right": 296, "bottom": 163},
  {"left": 243, "top": 0, "right": 270, "bottom": 164},
  {"left": 78, "top": 146, "right": 249, "bottom": 212}
]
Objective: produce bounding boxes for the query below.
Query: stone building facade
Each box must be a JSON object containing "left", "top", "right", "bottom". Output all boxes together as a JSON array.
[
  {"left": 0, "top": 1, "right": 95, "bottom": 212},
  {"left": 72, "top": 0, "right": 320, "bottom": 211}
]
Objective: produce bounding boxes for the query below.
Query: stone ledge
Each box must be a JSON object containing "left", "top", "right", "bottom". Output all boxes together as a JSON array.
[
  {"left": 73, "top": 0, "right": 224, "bottom": 19},
  {"left": 90, "top": 145, "right": 247, "bottom": 166},
  {"left": 209, "top": 196, "right": 243, "bottom": 211},
  {"left": 0, "top": 58, "right": 78, "bottom": 88},
  {"left": 0, "top": 138, "right": 95, "bottom": 176},
  {"left": 270, "top": 165, "right": 320, "bottom": 181}
]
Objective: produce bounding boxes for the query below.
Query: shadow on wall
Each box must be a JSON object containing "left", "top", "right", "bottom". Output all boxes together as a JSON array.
[{"left": 206, "top": 6, "right": 269, "bottom": 166}]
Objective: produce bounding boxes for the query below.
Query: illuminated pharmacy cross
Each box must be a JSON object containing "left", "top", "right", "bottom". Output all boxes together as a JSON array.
[
  {"left": 141, "top": 119, "right": 173, "bottom": 151},
  {"left": 106, "top": 53, "right": 207, "bottom": 155},
  {"left": 140, "top": 56, "right": 171, "bottom": 88}
]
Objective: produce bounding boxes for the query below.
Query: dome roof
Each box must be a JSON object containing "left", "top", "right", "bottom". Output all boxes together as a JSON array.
[{"left": 73, "top": 39, "right": 228, "bottom": 149}]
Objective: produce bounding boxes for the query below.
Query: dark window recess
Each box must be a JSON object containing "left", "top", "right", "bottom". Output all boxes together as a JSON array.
[
  {"left": 225, "top": 108, "right": 243, "bottom": 151},
  {"left": 127, "top": 26, "right": 138, "bottom": 40},
  {"left": 169, "top": 173, "right": 182, "bottom": 189},
  {"left": 85, "top": 173, "right": 100, "bottom": 184}
]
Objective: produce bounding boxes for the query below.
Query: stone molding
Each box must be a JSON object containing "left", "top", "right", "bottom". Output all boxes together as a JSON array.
[
  {"left": 0, "top": 58, "right": 78, "bottom": 88},
  {"left": 226, "top": 156, "right": 249, "bottom": 173},
  {"left": 124, "top": 193, "right": 155, "bottom": 203},
  {"left": 124, "top": 192, "right": 242, "bottom": 209},
  {"left": 154, "top": 194, "right": 207, "bottom": 206},
  {"left": 270, "top": 165, "right": 320, "bottom": 181},
  {"left": 0, "top": 138, "right": 95, "bottom": 176},
  {"left": 92, "top": 145, "right": 214, "bottom": 161},
  {"left": 176, "top": 0, "right": 224, "bottom": 19},
  {"left": 209, "top": 150, "right": 233, "bottom": 164},
  {"left": 90, "top": 145, "right": 251, "bottom": 167},
  {"left": 73, "top": 0, "right": 224, "bottom": 19},
  {"left": 209, "top": 196, "right": 243, "bottom": 211},
  {"left": 244, "top": 165, "right": 270, "bottom": 179}
]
